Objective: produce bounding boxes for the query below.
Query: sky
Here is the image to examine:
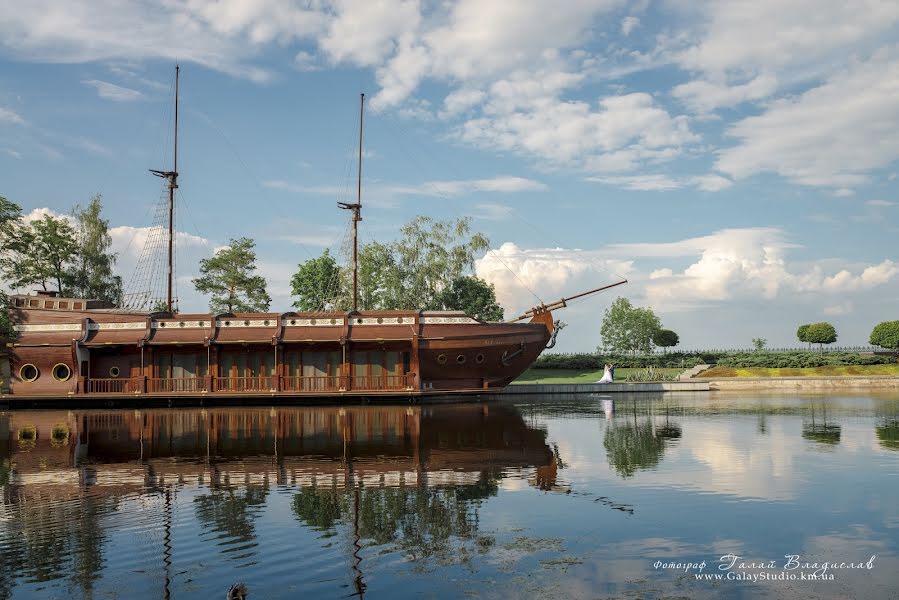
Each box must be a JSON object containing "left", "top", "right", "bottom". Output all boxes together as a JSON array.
[{"left": 0, "top": 0, "right": 897, "bottom": 353}]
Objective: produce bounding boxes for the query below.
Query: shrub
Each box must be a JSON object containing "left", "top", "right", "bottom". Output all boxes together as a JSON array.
[
  {"left": 717, "top": 351, "right": 893, "bottom": 368},
  {"left": 870, "top": 321, "right": 899, "bottom": 350}
]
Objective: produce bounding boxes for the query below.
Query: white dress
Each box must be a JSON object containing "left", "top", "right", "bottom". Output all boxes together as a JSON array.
[{"left": 597, "top": 366, "right": 613, "bottom": 384}]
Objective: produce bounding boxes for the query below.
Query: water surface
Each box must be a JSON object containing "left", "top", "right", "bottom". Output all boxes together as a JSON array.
[{"left": 1, "top": 392, "right": 898, "bottom": 599}]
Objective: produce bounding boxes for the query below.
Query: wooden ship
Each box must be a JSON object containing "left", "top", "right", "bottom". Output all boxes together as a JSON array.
[{"left": 1, "top": 72, "right": 624, "bottom": 403}]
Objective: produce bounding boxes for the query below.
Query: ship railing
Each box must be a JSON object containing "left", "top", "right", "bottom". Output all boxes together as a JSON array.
[
  {"left": 87, "top": 378, "right": 140, "bottom": 394},
  {"left": 281, "top": 375, "right": 345, "bottom": 392},
  {"left": 214, "top": 376, "right": 278, "bottom": 392},
  {"left": 148, "top": 377, "right": 210, "bottom": 394},
  {"left": 350, "top": 374, "right": 414, "bottom": 391}
]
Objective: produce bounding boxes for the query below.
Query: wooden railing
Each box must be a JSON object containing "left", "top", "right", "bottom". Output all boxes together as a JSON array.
[
  {"left": 214, "top": 376, "right": 277, "bottom": 392},
  {"left": 148, "top": 377, "right": 210, "bottom": 393},
  {"left": 87, "top": 378, "right": 140, "bottom": 394},
  {"left": 84, "top": 374, "right": 416, "bottom": 395}
]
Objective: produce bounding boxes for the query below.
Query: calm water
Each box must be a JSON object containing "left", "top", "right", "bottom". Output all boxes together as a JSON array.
[{"left": 1, "top": 393, "right": 898, "bottom": 599}]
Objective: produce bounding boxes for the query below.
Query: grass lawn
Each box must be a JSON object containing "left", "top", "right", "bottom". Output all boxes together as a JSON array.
[
  {"left": 698, "top": 365, "right": 899, "bottom": 378},
  {"left": 514, "top": 368, "right": 684, "bottom": 384}
]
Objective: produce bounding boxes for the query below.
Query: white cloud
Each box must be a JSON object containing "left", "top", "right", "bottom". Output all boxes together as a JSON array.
[
  {"left": 672, "top": 73, "right": 777, "bottom": 113},
  {"left": 293, "top": 50, "right": 320, "bottom": 72},
  {"left": 715, "top": 49, "right": 899, "bottom": 188},
  {"left": 474, "top": 203, "right": 514, "bottom": 221},
  {"left": 439, "top": 88, "right": 486, "bottom": 118},
  {"left": 82, "top": 79, "right": 143, "bottom": 101},
  {"left": 822, "top": 302, "right": 852, "bottom": 316},
  {"left": 319, "top": 0, "right": 420, "bottom": 67},
  {"left": 264, "top": 175, "right": 547, "bottom": 200},
  {"left": 621, "top": 16, "right": 639, "bottom": 36},
  {"left": 586, "top": 173, "right": 732, "bottom": 192},
  {"left": 833, "top": 188, "right": 855, "bottom": 198},
  {"left": 866, "top": 199, "right": 896, "bottom": 207},
  {"left": 0, "top": 106, "right": 25, "bottom": 125},
  {"left": 1, "top": 147, "right": 21, "bottom": 159}
]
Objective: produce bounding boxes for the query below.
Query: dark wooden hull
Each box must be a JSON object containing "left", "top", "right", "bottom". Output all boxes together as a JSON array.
[{"left": 3, "top": 299, "right": 551, "bottom": 402}]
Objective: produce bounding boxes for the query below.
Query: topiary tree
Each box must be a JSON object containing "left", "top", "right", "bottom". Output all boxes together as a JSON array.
[
  {"left": 805, "top": 322, "right": 837, "bottom": 351},
  {"left": 797, "top": 324, "right": 811, "bottom": 349},
  {"left": 652, "top": 329, "right": 679, "bottom": 352},
  {"left": 869, "top": 321, "right": 899, "bottom": 350}
]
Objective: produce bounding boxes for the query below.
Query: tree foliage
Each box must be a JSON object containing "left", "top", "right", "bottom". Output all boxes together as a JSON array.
[
  {"left": 289, "top": 216, "right": 500, "bottom": 318},
  {"left": 433, "top": 276, "right": 504, "bottom": 321},
  {"left": 805, "top": 322, "right": 837, "bottom": 348},
  {"left": 600, "top": 297, "right": 662, "bottom": 355},
  {"left": 870, "top": 321, "right": 899, "bottom": 350},
  {"left": 797, "top": 324, "right": 811, "bottom": 347},
  {"left": 652, "top": 328, "right": 679, "bottom": 350},
  {"left": 66, "top": 194, "right": 122, "bottom": 305},
  {"left": 752, "top": 337, "right": 767, "bottom": 351},
  {"left": 290, "top": 249, "right": 340, "bottom": 311},
  {"left": 193, "top": 237, "right": 271, "bottom": 313},
  {"left": 0, "top": 196, "right": 22, "bottom": 337},
  {"left": 6, "top": 213, "right": 78, "bottom": 294}
]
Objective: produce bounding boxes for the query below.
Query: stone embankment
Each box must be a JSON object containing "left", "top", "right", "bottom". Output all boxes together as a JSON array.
[{"left": 507, "top": 381, "right": 710, "bottom": 394}]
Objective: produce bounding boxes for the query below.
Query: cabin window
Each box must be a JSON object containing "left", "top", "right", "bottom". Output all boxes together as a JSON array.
[
  {"left": 73, "top": 302, "right": 83, "bottom": 310},
  {"left": 158, "top": 352, "right": 208, "bottom": 379},
  {"left": 19, "top": 364, "right": 39, "bottom": 382},
  {"left": 29, "top": 299, "right": 39, "bottom": 307},
  {"left": 52, "top": 363, "right": 72, "bottom": 382},
  {"left": 220, "top": 350, "right": 272, "bottom": 379},
  {"left": 109, "top": 366, "right": 120, "bottom": 378},
  {"left": 14, "top": 297, "right": 24, "bottom": 307},
  {"left": 44, "top": 300, "right": 54, "bottom": 309},
  {"left": 58, "top": 301, "right": 69, "bottom": 309}
]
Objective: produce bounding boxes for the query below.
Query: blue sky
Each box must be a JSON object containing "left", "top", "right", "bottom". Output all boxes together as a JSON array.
[{"left": 0, "top": 0, "right": 897, "bottom": 352}]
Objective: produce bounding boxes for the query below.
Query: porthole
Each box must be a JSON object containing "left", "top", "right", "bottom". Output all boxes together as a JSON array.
[
  {"left": 244, "top": 320, "right": 250, "bottom": 327},
  {"left": 475, "top": 353, "right": 485, "bottom": 364},
  {"left": 377, "top": 317, "right": 384, "bottom": 324},
  {"left": 179, "top": 321, "right": 186, "bottom": 327},
  {"left": 109, "top": 366, "right": 120, "bottom": 378},
  {"left": 290, "top": 319, "right": 297, "bottom": 326},
  {"left": 437, "top": 354, "right": 447, "bottom": 365},
  {"left": 52, "top": 363, "right": 72, "bottom": 382},
  {"left": 356, "top": 318, "right": 363, "bottom": 324},
  {"left": 225, "top": 320, "right": 231, "bottom": 327},
  {"left": 456, "top": 354, "right": 467, "bottom": 365},
  {"left": 264, "top": 320, "right": 270, "bottom": 326},
  {"left": 159, "top": 322, "right": 167, "bottom": 327},
  {"left": 19, "top": 364, "right": 39, "bottom": 382},
  {"left": 397, "top": 317, "right": 404, "bottom": 324},
  {"left": 199, "top": 321, "right": 205, "bottom": 327},
  {"left": 330, "top": 318, "right": 337, "bottom": 325},
  {"left": 311, "top": 318, "right": 317, "bottom": 325}
]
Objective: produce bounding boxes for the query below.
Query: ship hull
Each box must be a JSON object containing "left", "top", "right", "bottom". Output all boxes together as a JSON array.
[{"left": 3, "top": 297, "right": 550, "bottom": 403}]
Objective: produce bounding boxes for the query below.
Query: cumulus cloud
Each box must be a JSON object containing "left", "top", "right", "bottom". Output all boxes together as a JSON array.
[
  {"left": 0, "top": 106, "right": 26, "bottom": 125},
  {"left": 672, "top": 73, "right": 778, "bottom": 113},
  {"left": 586, "top": 173, "right": 732, "bottom": 192}
]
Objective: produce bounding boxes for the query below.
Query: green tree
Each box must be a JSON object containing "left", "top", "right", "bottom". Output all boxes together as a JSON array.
[
  {"left": 0, "top": 196, "right": 23, "bottom": 337},
  {"left": 599, "top": 297, "right": 661, "bottom": 355},
  {"left": 290, "top": 249, "right": 341, "bottom": 311},
  {"left": 652, "top": 329, "right": 679, "bottom": 351},
  {"left": 797, "top": 324, "right": 811, "bottom": 348},
  {"left": 66, "top": 194, "right": 123, "bottom": 304},
  {"left": 433, "top": 276, "right": 504, "bottom": 321},
  {"left": 7, "top": 214, "right": 78, "bottom": 294},
  {"left": 805, "top": 322, "right": 837, "bottom": 350},
  {"left": 752, "top": 337, "right": 767, "bottom": 351},
  {"left": 869, "top": 321, "right": 899, "bottom": 350},
  {"left": 193, "top": 237, "right": 271, "bottom": 313},
  {"left": 390, "top": 216, "right": 489, "bottom": 309}
]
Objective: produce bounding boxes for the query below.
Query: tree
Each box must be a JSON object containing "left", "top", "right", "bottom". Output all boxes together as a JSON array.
[
  {"left": 0, "top": 196, "right": 22, "bottom": 337},
  {"left": 599, "top": 297, "right": 661, "bottom": 355},
  {"left": 797, "top": 324, "right": 811, "bottom": 349},
  {"left": 390, "top": 216, "right": 489, "bottom": 309},
  {"left": 66, "top": 194, "right": 122, "bottom": 305},
  {"left": 7, "top": 214, "right": 77, "bottom": 294},
  {"left": 290, "top": 249, "right": 341, "bottom": 311},
  {"left": 752, "top": 337, "right": 767, "bottom": 351},
  {"left": 870, "top": 321, "right": 899, "bottom": 350},
  {"left": 652, "top": 329, "right": 679, "bottom": 352},
  {"left": 805, "top": 322, "right": 837, "bottom": 350},
  {"left": 193, "top": 237, "right": 271, "bottom": 313},
  {"left": 433, "top": 276, "right": 504, "bottom": 321}
]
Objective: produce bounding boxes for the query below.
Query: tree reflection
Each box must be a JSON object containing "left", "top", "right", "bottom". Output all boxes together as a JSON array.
[
  {"left": 802, "top": 403, "right": 841, "bottom": 447},
  {"left": 603, "top": 401, "right": 680, "bottom": 479},
  {"left": 291, "top": 474, "right": 497, "bottom": 567},
  {"left": 193, "top": 484, "right": 269, "bottom": 556},
  {"left": 875, "top": 419, "right": 899, "bottom": 450}
]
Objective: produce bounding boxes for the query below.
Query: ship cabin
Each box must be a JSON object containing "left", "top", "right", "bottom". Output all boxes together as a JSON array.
[{"left": 3, "top": 291, "right": 551, "bottom": 399}]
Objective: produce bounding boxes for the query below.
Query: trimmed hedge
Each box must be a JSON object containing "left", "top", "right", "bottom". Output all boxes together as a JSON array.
[{"left": 535, "top": 351, "right": 896, "bottom": 370}]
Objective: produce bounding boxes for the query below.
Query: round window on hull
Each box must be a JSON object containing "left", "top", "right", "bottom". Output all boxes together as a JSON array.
[
  {"left": 109, "top": 366, "right": 121, "bottom": 378},
  {"left": 19, "top": 364, "right": 39, "bottom": 382},
  {"left": 52, "top": 363, "right": 72, "bottom": 382}
]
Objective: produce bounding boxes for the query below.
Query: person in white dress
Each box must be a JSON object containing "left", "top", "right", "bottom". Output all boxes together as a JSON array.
[{"left": 597, "top": 363, "right": 613, "bottom": 384}]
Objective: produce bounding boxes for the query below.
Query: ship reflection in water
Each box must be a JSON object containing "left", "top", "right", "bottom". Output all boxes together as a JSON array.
[{"left": 0, "top": 403, "right": 556, "bottom": 599}]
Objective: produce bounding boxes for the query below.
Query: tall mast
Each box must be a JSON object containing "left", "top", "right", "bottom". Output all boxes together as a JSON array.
[
  {"left": 339, "top": 93, "right": 364, "bottom": 311},
  {"left": 151, "top": 64, "right": 180, "bottom": 313}
]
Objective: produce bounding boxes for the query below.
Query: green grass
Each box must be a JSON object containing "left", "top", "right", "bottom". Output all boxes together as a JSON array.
[
  {"left": 698, "top": 365, "right": 899, "bottom": 378},
  {"left": 514, "top": 368, "right": 684, "bottom": 384}
]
